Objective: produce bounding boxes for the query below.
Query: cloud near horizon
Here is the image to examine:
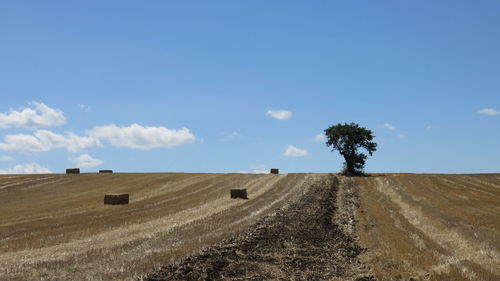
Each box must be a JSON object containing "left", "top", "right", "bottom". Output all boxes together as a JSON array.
[
  {"left": 78, "top": 104, "right": 92, "bottom": 112},
  {"left": 0, "top": 102, "right": 66, "bottom": 129},
  {"left": 0, "top": 162, "right": 52, "bottom": 174},
  {"left": 477, "top": 108, "right": 500, "bottom": 116},
  {"left": 0, "top": 130, "right": 102, "bottom": 153},
  {"left": 266, "top": 110, "right": 292, "bottom": 120},
  {"left": 70, "top": 154, "right": 103, "bottom": 169},
  {"left": 89, "top": 124, "right": 195, "bottom": 150},
  {"left": 238, "top": 164, "right": 269, "bottom": 174},
  {"left": 315, "top": 133, "right": 326, "bottom": 142},
  {"left": 0, "top": 123, "right": 196, "bottom": 153},
  {"left": 380, "top": 123, "right": 396, "bottom": 130},
  {"left": 220, "top": 131, "right": 239, "bottom": 142},
  {"left": 283, "top": 145, "right": 309, "bottom": 157}
]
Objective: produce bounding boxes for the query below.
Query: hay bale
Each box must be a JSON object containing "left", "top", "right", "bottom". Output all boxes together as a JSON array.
[
  {"left": 66, "top": 168, "right": 80, "bottom": 174},
  {"left": 99, "top": 170, "right": 113, "bottom": 173},
  {"left": 230, "top": 189, "right": 248, "bottom": 199},
  {"left": 270, "top": 168, "right": 279, "bottom": 174},
  {"left": 104, "top": 194, "right": 129, "bottom": 205}
]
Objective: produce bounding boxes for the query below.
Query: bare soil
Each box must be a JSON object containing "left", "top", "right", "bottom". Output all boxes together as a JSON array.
[{"left": 144, "top": 174, "right": 374, "bottom": 281}]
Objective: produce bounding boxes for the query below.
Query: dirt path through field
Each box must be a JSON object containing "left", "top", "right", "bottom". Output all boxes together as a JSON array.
[{"left": 145, "top": 174, "right": 373, "bottom": 281}]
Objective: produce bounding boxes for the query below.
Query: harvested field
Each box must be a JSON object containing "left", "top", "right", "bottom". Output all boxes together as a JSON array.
[
  {"left": 145, "top": 174, "right": 372, "bottom": 281},
  {"left": 0, "top": 173, "right": 316, "bottom": 281},
  {"left": 355, "top": 174, "right": 500, "bottom": 281},
  {"left": 1, "top": 173, "right": 498, "bottom": 281}
]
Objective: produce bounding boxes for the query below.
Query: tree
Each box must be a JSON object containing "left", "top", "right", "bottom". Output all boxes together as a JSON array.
[{"left": 324, "top": 123, "right": 377, "bottom": 176}]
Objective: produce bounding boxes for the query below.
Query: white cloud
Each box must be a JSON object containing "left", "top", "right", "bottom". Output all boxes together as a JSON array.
[
  {"left": 315, "top": 133, "right": 326, "bottom": 142},
  {"left": 89, "top": 123, "right": 195, "bottom": 150},
  {"left": 249, "top": 164, "right": 268, "bottom": 174},
  {"left": 0, "top": 156, "right": 14, "bottom": 161},
  {"left": 78, "top": 104, "right": 91, "bottom": 112},
  {"left": 238, "top": 164, "right": 269, "bottom": 174},
  {"left": 380, "top": 123, "right": 396, "bottom": 130},
  {"left": 0, "top": 162, "right": 52, "bottom": 174},
  {"left": 0, "top": 101, "right": 66, "bottom": 129},
  {"left": 426, "top": 125, "right": 432, "bottom": 130},
  {"left": 70, "top": 154, "right": 103, "bottom": 169},
  {"left": 478, "top": 108, "right": 500, "bottom": 116},
  {"left": 0, "top": 130, "right": 102, "bottom": 153},
  {"left": 397, "top": 134, "right": 406, "bottom": 139},
  {"left": 283, "top": 145, "right": 309, "bottom": 157},
  {"left": 220, "top": 131, "right": 239, "bottom": 142},
  {"left": 266, "top": 110, "right": 292, "bottom": 120}
]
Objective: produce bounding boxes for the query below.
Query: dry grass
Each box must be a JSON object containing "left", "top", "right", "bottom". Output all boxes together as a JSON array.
[
  {"left": 354, "top": 174, "right": 500, "bottom": 281},
  {"left": 3, "top": 173, "right": 499, "bottom": 281},
  {"left": 0, "top": 172, "right": 317, "bottom": 281}
]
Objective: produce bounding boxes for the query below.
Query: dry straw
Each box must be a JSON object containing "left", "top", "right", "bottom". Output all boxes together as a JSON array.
[
  {"left": 230, "top": 189, "right": 248, "bottom": 199},
  {"left": 104, "top": 194, "right": 129, "bottom": 205},
  {"left": 66, "top": 168, "right": 80, "bottom": 174}
]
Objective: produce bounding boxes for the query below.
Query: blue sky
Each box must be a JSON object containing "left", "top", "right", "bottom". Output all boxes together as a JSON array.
[{"left": 0, "top": 0, "right": 499, "bottom": 174}]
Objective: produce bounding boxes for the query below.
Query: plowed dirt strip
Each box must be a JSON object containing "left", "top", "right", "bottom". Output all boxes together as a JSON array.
[{"left": 145, "top": 174, "right": 373, "bottom": 281}]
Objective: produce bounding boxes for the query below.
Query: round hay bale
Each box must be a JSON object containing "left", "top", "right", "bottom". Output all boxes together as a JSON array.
[
  {"left": 230, "top": 189, "right": 248, "bottom": 199},
  {"left": 104, "top": 194, "right": 129, "bottom": 205}
]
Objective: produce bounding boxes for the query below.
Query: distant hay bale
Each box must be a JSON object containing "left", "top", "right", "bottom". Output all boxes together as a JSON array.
[
  {"left": 270, "top": 168, "right": 279, "bottom": 174},
  {"left": 99, "top": 170, "right": 113, "bottom": 173},
  {"left": 104, "top": 194, "right": 129, "bottom": 205},
  {"left": 230, "top": 189, "right": 248, "bottom": 199},
  {"left": 66, "top": 168, "right": 80, "bottom": 174}
]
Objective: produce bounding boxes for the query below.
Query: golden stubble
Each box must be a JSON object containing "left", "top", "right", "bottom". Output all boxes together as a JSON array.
[
  {"left": 0, "top": 173, "right": 321, "bottom": 281},
  {"left": 355, "top": 174, "right": 500, "bottom": 281}
]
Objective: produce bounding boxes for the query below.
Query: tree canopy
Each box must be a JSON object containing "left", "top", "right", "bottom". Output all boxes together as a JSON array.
[{"left": 324, "top": 123, "right": 377, "bottom": 176}]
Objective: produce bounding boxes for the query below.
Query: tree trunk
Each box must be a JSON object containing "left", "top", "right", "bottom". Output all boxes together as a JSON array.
[{"left": 344, "top": 156, "right": 355, "bottom": 175}]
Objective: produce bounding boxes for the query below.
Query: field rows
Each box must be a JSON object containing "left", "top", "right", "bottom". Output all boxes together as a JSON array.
[
  {"left": 355, "top": 174, "right": 500, "bottom": 281},
  {"left": 0, "top": 173, "right": 319, "bottom": 281},
  {"left": 1, "top": 173, "right": 499, "bottom": 280},
  {"left": 145, "top": 174, "right": 372, "bottom": 280}
]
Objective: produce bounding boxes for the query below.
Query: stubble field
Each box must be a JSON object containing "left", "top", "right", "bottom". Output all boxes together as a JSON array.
[
  {"left": 0, "top": 172, "right": 318, "bottom": 280},
  {"left": 355, "top": 174, "right": 500, "bottom": 281},
  {"left": 0, "top": 172, "right": 499, "bottom": 281}
]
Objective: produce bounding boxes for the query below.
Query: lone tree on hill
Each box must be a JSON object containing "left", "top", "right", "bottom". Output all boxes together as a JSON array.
[{"left": 324, "top": 122, "right": 377, "bottom": 176}]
